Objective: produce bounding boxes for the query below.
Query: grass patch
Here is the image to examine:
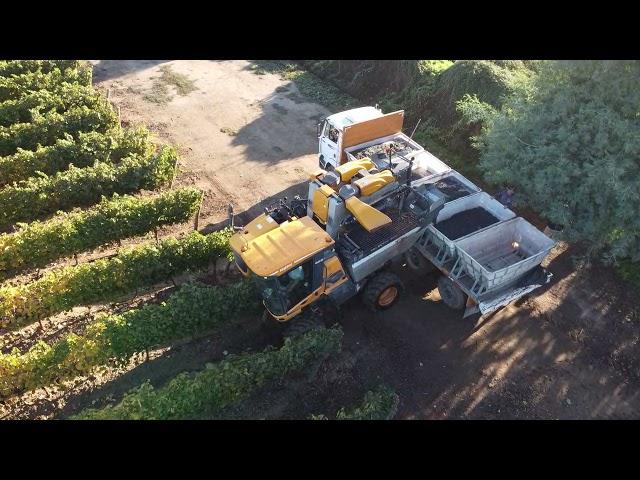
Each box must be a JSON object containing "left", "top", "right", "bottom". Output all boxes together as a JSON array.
[
  {"left": 220, "top": 127, "right": 237, "bottom": 136},
  {"left": 143, "top": 81, "right": 172, "bottom": 104},
  {"left": 158, "top": 65, "right": 198, "bottom": 95},
  {"left": 250, "top": 60, "right": 360, "bottom": 111},
  {"left": 143, "top": 65, "right": 197, "bottom": 104}
]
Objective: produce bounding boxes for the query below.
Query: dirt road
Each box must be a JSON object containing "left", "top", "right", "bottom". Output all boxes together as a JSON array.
[
  {"left": 82, "top": 61, "right": 640, "bottom": 420},
  {"left": 92, "top": 60, "right": 329, "bottom": 227}
]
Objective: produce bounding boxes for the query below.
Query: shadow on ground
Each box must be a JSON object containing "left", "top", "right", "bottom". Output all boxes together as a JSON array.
[
  {"left": 91, "top": 60, "right": 170, "bottom": 83},
  {"left": 227, "top": 63, "right": 330, "bottom": 165}
]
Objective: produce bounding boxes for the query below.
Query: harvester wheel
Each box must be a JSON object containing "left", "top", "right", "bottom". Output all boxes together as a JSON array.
[
  {"left": 404, "top": 247, "right": 436, "bottom": 273},
  {"left": 437, "top": 275, "right": 467, "bottom": 310},
  {"left": 363, "top": 272, "right": 403, "bottom": 312},
  {"left": 283, "top": 309, "right": 325, "bottom": 338}
]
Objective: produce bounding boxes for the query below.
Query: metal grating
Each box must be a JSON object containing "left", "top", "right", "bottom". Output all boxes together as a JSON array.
[{"left": 342, "top": 208, "right": 420, "bottom": 257}]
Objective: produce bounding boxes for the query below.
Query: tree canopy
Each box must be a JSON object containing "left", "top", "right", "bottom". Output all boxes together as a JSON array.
[{"left": 477, "top": 60, "right": 640, "bottom": 261}]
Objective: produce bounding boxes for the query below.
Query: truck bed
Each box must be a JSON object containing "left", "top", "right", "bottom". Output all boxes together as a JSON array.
[{"left": 434, "top": 207, "right": 499, "bottom": 241}]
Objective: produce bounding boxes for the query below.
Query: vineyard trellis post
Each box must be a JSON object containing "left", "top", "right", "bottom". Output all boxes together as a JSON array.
[{"left": 169, "top": 157, "right": 179, "bottom": 189}]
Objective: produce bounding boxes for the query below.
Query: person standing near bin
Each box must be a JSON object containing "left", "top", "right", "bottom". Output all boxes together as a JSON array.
[{"left": 495, "top": 186, "right": 515, "bottom": 208}]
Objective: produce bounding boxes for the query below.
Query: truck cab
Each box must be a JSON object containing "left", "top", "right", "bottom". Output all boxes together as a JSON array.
[{"left": 317, "top": 106, "right": 383, "bottom": 170}]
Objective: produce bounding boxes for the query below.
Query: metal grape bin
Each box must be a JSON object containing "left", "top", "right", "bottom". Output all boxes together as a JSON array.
[
  {"left": 451, "top": 217, "right": 556, "bottom": 296},
  {"left": 427, "top": 191, "right": 517, "bottom": 259}
]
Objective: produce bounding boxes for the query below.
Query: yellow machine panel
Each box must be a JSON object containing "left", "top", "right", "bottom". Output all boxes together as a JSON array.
[
  {"left": 345, "top": 196, "right": 392, "bottom": 232},
  {"left": 312, "top": 184, "right": 335, "bottom": 224},
  {"left": 229, "top": 213, "right": 279, "bottom": 253},
  {"left": 234, "top": 216, "right": 334, "bottom": 277},
  {"left": 353, "top": 170, "right": 396, "bottom": 197},
  {"left": 335, "top": 157, "right": 375, "bottom": 183}
]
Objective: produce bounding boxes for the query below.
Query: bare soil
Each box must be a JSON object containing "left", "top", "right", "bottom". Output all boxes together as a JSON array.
[
  {"left": 2, "top": 60, "right": 638, "bottom": 420},
  {"left": 92, "top": 60, "right": 330, "bottom": 229}
]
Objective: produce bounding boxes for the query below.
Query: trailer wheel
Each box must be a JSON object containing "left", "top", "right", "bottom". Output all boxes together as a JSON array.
[
  {"left": 363, "top": 272, "right": 403, "bottom": 312},
  {"left": 404, "top": 247, "right": 436, "bottom": 273},
  {"left": 438, "top": 275, "right": 467, "bottom": 310}
]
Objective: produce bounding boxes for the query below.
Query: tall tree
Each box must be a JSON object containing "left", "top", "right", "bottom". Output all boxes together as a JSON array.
[{"left": 478, "top": 60, "right": 640, "bottom": 261}]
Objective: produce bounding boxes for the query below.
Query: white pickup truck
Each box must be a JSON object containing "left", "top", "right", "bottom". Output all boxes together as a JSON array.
[{"left": 316, "top": 106, "right": 555, "bottom": 317}]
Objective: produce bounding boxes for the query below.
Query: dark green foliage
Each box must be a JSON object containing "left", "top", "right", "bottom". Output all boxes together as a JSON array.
[
  {"left": 72, "top": 327, "right": 343, "bottom": 420},
  {"left": 0, "top": 229, "right": 227, "bottom": 328},
  {"left": 618, "top": 260, "right": 640, "bottom": 289},
  {"left": 336, "top": 385, "right": 399, "bottom": 420},
  {"left": 477, "top": 60, "right": 640, "bottom": 261},
  {"left": 0, "top": 145, "right": 177, "bottom": 230},
  {"left": 0, "top": 187, "right": 201, "bottom": 279},
  {"left": 0, "top": 280, "right": 261, "bottom": 397}
]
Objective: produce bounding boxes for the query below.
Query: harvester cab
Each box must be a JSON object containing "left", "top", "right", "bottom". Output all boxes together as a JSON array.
[
  {"left": 229, "top": 158, "right": 446, "bottom": 325},
  {"left": 229, "top": 215, "right": 349, "bottom": 322}
]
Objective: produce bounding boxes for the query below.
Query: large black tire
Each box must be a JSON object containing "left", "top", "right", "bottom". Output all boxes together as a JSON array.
[
  {"left": 314, "top": 297, "right": 342, "bottom": 326},
  {"left": 404, "top": 247, "right": 436, "bottom": 273},
  {"left": 363, "top": 272, "right": 403, "bottom": 312},
  {"left": 437, "top": 275, "right": 467, "bottom": 310},
  {"left": 283, "top": 309, "right": 325, "bottom": 338}
]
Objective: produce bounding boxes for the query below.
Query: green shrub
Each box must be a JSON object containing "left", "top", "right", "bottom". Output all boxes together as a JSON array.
[
  {"left": 0, "top": 229, "right": 230, "bottom": 328},
  {"left": 0, "top": 66, "right": 92, "bottom": 102},
  {"left": 0, "top": 103, "right": 118, "bottom": 157},
  {"left": 0, "top": 60, "right": 81, "bottom": 78},
  {"left": 0, "top": 280, "right": 261, "bottom": 397},
  {"left": 0, "top": 127, "right": 153, "bottom": 187},
  {"left": 336, "top": 385, "right": 399, "bottom": 420},
  {"left": 478, "top": 60, "right": 640, "bottom": 260},
  {"left": 0, "top": 145, "right": 177, "bottom": 230},
  {"left": 0, "top": 187, "right": 201, "bottom": 279},
  {"left": 0, "top": 83, "right": 110, "bottom": 127},
  {"left": 72, "top": 327, "right": 343, "bottom": 420}
]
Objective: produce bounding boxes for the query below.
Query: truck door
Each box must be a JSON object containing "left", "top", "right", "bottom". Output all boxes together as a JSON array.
[{"left": 318, "top": 120, "right": 339, "bottom": 170}]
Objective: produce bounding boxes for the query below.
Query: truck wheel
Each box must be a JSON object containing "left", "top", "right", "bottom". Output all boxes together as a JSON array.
[
  {"left": 404, "top": 247, "right": 436, "bottom": 273},
  {"left": 363, "top": 272, "right": 403, "bottom": 312},
  {"left": 437, "top": 275, "right": 467, "bottom": 310},
  {"left": 283, "top": 309, "right": 325, "bottom": 338}
]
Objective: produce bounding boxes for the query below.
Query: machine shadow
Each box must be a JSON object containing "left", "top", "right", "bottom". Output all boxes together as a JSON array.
[
  {"left": 91, "top": 60, "right": 170, "bottom": 83},
  {"left": 227, "top": 63, "right": 332, "bottom": 165},
  {"left": 201, "top": 181, "right": 312, "bottom": 234}
]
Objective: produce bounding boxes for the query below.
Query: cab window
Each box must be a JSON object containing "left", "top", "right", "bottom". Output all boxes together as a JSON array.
[
  {"left": 279, "top": 260, "right": 313, "bottom": 309},
  {"left": 324, "top": 121, "right": 339, "bottom": 144}
]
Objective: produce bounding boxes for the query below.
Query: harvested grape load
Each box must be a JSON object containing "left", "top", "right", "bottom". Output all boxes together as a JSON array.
[
  {"left": 434, "top": 207, "right": 499, "bottom": 240},
  {"left": 353, "top": 139, "right": 416, "bottom": 160}
]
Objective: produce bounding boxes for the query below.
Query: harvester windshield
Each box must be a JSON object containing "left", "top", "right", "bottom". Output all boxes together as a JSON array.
[{"left": 254, "top": 263, "right": 313, "bottom": 316}]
